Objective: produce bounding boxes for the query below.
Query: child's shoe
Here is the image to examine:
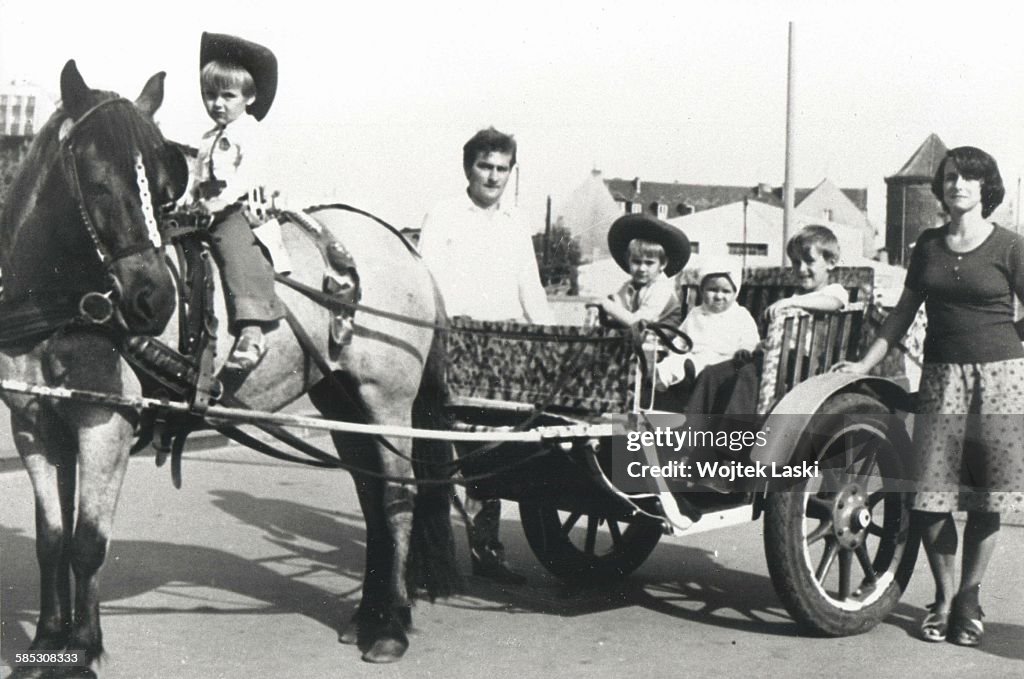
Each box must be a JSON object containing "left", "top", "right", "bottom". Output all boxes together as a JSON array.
[{"left": 225, "top": 328, "right": 267, "bottom": 372}]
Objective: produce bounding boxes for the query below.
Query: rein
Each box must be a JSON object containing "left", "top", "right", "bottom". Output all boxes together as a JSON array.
[{"left": 58, "top": 97, "right": 162, "bottom": 325}]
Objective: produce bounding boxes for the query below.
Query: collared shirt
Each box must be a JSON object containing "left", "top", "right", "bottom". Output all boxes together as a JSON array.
[
  {"left": 189, "top": 114, "right": 267, "bottom": 213},
  {"left": 611, "top": 274, "right": 682, "bottom": 326},
  {"left": 419, "top": 193, "right": 554, "bottom": 324}
]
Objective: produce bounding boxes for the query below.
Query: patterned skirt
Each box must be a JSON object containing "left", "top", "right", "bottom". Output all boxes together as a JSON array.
[{"left": 912, "top": 359, "right": 1024, "bottom": 513}]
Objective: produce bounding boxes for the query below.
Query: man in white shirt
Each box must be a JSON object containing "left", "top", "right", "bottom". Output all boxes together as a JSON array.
[
  {"left": 419, "top": 128, "right": 553, "bottom": 325},
  {"left": 419, "top": 128, "right": 552, "bottom": 584}
]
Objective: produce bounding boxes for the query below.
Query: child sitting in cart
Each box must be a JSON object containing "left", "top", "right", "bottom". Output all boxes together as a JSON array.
[
  {"left": 185, "top": 32, "right": 286, "bottom": 372},
  {"left": 684, "top": 224, "right": 848, "bottom": 418},
  {"left": 654, "top": 256, "right": 760, "bottom": 397},
  {"left": 598, "top": 214, "right": 690, "bottom": 327}
]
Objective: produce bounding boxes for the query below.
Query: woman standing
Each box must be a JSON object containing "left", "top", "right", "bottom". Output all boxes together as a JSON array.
[{"left": 838, "top": 146, "right": 1024, "bottom": 646}]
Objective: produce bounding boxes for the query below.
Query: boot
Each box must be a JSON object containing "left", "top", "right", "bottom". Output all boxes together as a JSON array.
[{"left": 471, "top": 544, "right": 527, "bottom": 585}]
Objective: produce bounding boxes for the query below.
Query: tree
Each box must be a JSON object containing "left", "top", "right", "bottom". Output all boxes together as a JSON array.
[{"left": 533, "top": 221, "right": 582, "bottom": 295}]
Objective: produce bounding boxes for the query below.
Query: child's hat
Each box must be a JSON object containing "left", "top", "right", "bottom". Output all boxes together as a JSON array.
[
  {"left": 200, "top": 32, "right": 278, "bottom": 121},
  {"left": 696, "top": 256, "right": 743, "bottom": 292},
  {"left": 607, "top": 214, "right": 691, "bottom": 277}
]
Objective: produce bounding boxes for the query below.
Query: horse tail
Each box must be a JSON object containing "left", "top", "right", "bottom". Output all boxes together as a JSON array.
[{"left": 408, "top": 284, "right": 462, "bottom": 599}]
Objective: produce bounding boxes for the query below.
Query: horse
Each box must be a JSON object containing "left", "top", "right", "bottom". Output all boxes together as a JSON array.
[{"left": 0, "top": 61, "right": 458, "bottom": 675}]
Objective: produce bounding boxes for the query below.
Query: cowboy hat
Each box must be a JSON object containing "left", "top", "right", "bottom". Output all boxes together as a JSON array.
[
  {"left": 200, "top": 32, "right": 277, "bottom": 121},
  {"left": 607, "top": 214, "right": 691, "bottom": 277}
]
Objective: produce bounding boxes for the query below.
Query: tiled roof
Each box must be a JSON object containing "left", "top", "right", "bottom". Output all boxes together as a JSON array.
[
  {"left": 604, "top": 178, "right": 868, "bottom": 216},
  {"left": 604, "top": 178, "right": 781, "bottom": 216},
  {"left": 888, "top": 133, "right": 948, "bottom": 180}
]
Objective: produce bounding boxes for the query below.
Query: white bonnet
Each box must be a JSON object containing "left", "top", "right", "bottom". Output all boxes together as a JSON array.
[{"left": 696, "top": 256, "right": 743, "bottom": 292}]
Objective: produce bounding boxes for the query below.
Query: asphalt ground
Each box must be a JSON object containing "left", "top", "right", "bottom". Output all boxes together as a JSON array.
[{"left": 1, "top": 425, "right": 1022, "bottom": 679}]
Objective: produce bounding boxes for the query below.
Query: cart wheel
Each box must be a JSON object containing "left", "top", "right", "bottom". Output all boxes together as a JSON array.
[
  {"left": 763, "top": 392, "right": 919, "bottom": 636},
  {"left": 519, "top": 501, "right": 662, "bottom": 583}
]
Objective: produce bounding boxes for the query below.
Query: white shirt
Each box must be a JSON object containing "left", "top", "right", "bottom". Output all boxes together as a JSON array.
[
  {"left": 189, "top": 114, "right": 268, "bottom": 213},
  {"left": 610, "top": 274, "right": 682, "bottom": 326},
  {"left": 419, "top": 194, "right": 554, "bottom": 324},
  {"left": 656, "top": 303, "right": 760, "bottom": 388}
]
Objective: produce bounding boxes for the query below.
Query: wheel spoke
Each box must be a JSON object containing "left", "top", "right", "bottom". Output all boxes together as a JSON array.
[
  {"left": 806, "top": 520, "right": 833, "bottom": 545},
  {"left": 838, "top": 549, "right": 853, "bottom": 599},
  {"left": 815, "top": 539, "right": 838, "bottom": 583},
  {"left": 806, "top": 495, "right": 833, "bottom": 520},
  {"left": 607, "top": 520, "right": 623, "bottom": 548},
  {"left": 866, "top": 490, "right": 887, "bottom": 509},
  {"left": 584, "top": 516, "right": 598, "bottom": 555},
  {"left": 866, "top": 522, "right": 885, "bottom": 538},
  {"left": 854, "top": 543, "right": 876, "bottom": 583},
  {"left": 851, "top": 449, "right": 878, "bottom": 487},
  {"left": 560, "top": 511, "right": 582, "bottom": 537}
]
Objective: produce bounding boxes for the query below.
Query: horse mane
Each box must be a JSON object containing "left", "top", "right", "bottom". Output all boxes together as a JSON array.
[{"left": 0, "top": 88, "right": 168, "bottom": 265}]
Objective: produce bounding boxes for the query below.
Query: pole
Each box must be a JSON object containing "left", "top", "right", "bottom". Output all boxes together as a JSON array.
[
  {"left": 782, "top": 22, "right": 796, "bottom": 265},
  {"left": 543, "top": 194, "right": 553, "bottom": 283},
  {"left": 742, "top": 196, "right": 749, "bottom": 271},
  {"left": 0, "top": 378, "right": 612, "bottom": 443}
]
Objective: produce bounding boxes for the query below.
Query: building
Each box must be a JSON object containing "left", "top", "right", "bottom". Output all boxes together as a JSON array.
[
  {"left": 664, "top": 199, "right": 864, "bottom": 267},
  {"left": 796, "top": 178, "right": 876, "bottom": 257},
  {"left": 604, "top": 176, "right": 868, "bottom": 218},
  {"left": 601, "top": 175, "right": 874, "bottom": 256},
  {"left": 884, "top": 133, "right": 947, "bottom": 266},
  {"left": 0, "top": 81, "right": 56, "bottom": 138}
]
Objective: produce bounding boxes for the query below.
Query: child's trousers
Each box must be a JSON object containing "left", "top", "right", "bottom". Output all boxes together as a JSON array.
[{"left": 209, "top": 207, "right": 285, "bottom": 330}]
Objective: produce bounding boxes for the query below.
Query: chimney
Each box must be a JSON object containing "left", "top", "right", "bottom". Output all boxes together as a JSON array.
[
  {"left": 633, "top": 177, "right": 642, "bottom": 194},
  {"left": 755, "top": 182, "right": 772, "bottom": 198}
]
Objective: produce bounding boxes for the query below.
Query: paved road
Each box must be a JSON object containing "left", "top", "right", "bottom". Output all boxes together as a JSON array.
[{"left": 1, "top": 434, "right": 1023, "bottom": 678}]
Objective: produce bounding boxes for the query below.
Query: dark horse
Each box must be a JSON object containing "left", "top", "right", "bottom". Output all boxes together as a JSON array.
[{"left": 0, "top": 62, "right": 458, "bottom": 675}]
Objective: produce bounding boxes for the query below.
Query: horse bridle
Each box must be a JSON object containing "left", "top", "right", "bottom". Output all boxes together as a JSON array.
[{"left": 58, "top": 97, "right": 164, "bottom": 325}]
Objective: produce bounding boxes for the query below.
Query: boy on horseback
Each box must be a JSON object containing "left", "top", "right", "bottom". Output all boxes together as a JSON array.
[{"left": 186, "top": 32, "right": 285, "bottom": 372}]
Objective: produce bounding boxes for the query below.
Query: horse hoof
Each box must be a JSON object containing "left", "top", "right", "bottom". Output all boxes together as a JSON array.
[{"left": 361, "top": 637, "right": 408, "bottom": 664}]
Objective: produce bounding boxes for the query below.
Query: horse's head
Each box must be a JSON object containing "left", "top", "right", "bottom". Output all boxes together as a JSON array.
[{"left": 56, "top": 60, "right": 187, "bottom": 335}]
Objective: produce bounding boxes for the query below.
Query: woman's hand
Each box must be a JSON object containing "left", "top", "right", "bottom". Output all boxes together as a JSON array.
[{"left": 831, "top": 360, "right": 870, "bottom": 375}]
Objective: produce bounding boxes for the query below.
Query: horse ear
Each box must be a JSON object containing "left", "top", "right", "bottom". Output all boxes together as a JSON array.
[
  {"left": 135, "top": 72, "right": 166, "bottom": 118},
  {"left": 60, "top": 60, "right": 91, "bottom": 119}
]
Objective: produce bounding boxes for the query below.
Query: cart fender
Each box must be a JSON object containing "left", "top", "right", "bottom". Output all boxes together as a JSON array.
[{"left": 751, "top": 372, "right": 911, "bottom": 468}]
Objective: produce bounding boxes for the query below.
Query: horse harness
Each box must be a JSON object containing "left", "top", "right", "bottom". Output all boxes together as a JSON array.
[
  {"left": 0, "top": 98, "right": 164, "bottom": 346},
  {"left": 120, "top": 206, "right": 363, "bottom": 485}
]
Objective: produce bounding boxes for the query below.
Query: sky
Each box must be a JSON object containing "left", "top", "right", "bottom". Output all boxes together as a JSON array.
[{"left": 3, "top": 0, "right": 1024, "bottom": 235}]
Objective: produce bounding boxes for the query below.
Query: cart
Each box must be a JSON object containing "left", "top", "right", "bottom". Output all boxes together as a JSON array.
[{"left": 445, "top": 266, "right": 918, "bottom": 636}]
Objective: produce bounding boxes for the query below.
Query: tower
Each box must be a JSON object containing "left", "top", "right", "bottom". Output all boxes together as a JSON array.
[{"left": 884, "top": 133, "right": 948, "bottom": 265}]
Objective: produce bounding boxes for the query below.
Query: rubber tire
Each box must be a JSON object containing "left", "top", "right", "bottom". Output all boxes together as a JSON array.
[
  {"left": 519, "top": 500, "right": 662, "bottom": 583},
  {"left": 763, "top": 392, "right": 919, "bottom": 636}
]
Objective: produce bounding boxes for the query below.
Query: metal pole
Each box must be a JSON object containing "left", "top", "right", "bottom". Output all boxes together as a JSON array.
[
  {"left": 742, "top": 196, "right": 749, "bottom": 271},
  {"left": 782, "top": 22, "right": 796, "bottom": 265},
  {"left": 543, "top": 194, "right": 553, "bottom": 282}
]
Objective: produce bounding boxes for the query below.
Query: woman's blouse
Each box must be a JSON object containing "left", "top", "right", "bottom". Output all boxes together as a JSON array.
[{"left": 900, "top": 224, "right": 1024, "bottom": 363}]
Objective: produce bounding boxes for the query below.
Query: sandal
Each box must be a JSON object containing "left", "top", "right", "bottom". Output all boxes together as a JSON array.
[
  {"left": 950, "top": 597, "right": 985, "bottom": 647},
  {"left": 919, "top": 603, "right": 949, "bottom": 643},
  {"left": 224, "top": 333, "right": 267, "bottom": 372}
]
